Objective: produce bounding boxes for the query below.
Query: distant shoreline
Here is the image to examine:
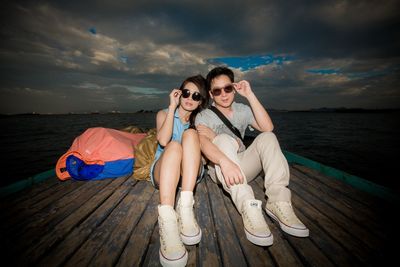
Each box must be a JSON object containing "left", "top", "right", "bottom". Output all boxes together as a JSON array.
[{"left": 1, "top": 108, "right": 399, "bottom": 116}]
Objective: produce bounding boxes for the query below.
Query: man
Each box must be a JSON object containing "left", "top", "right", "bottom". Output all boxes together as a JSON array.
[{"left": 195, "top": 66, "right": 309, "bottom": 246}]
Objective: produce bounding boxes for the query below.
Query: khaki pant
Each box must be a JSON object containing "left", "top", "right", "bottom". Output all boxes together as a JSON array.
[{"left": 208, "top": 132, "right": 291, "bottom": 211}]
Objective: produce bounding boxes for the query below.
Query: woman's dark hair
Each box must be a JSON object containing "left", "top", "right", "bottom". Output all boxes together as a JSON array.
[
  {"left": 206, "top": 66, "right": 234, "bottom": 92},
  {"left": 179, "top": 74, "right": 209, "bottom": 127}
]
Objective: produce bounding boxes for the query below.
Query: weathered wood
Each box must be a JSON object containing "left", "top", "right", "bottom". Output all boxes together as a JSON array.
[
  {"left": 290, "top": 174, "right": 384, "bottom": 250},
  {"left": 195, "top": 180, "right": 221, "bottom": 266},
  {"left": 221, "top": 185, "right": 274, "bottom": 267},
  {"left": 253, "top": 177, "right": 336, "bottom": 267},
  {"left": 293, "top": 164, "right": 386, "bottom": 209},
  {"left": 38, "top": 178, "right": 135, "bottom": 266},
  {"left": 252, "top": 178, "right": 305, "bottom": 267},
  {"left": 205, "top": 178, "right": 248, "bottom": 267},
  {"left": 0, "top": 176, "right": 58, "bottom": 210},
  {"left": 116, "top": 189, "right": 159, "bottom": 266},
  {"left": 289, "top": 177, "right": 380, "bottom": 265},
  {"left": 291, "top": 166, "right": 387, "bottom": 239},
  {"left": 0, "top": 163, "right": 394, "bottom": 267},
  {"left": 63, "top": 180, "right": 153, "bottom": 267},
  {"left": 10, "top": 178, "right": 113, "bottom": 245},
  {"left": 1, "top": 178, "right": 83, "bottom": 231},
  {"left": 20, "top": 175, "right": 131, "bottom": 265}
]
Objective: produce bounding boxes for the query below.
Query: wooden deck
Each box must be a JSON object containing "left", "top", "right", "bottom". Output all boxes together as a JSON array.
[{"left": 0, "top": 164, "right": 396, "bottom": 267}]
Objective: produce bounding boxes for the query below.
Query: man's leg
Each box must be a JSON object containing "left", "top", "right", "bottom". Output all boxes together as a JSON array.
[
  {"left": 212, "top": 134, "right": 255, "bottom": 210},
  {"left": 239, "top": 132, "right": 291, "bottom": 202},
  {"left": 240, "top": 132, "right": 309, "bottom": 237},
  {"left": 212, "top": 134, "right": 273, "bottom": 246}
]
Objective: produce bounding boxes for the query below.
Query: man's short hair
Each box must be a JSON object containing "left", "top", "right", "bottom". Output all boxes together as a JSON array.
[{"left": 206, "top": 66, "right": 234, "bottom": 91}]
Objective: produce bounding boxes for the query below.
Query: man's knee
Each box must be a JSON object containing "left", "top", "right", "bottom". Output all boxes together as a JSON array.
[
  {"left": 257, "top": 132, "right": 278, "bottom": 142},
  {"left": 213, "top": 133, "right": 237, "bottom": 147}
]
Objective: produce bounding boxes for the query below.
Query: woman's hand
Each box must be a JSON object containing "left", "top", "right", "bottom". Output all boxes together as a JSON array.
[
  {"left": 234, "top": 80, "right": 254, "bottom": 98},
  {"left": 169, "top": 89, "right": 181, "bottom": 109}
]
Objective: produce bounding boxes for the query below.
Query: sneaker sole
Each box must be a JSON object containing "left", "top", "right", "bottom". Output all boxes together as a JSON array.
[
  {"left": 244, "top": 228, "right": 273, "bottom": 246},
  {"left": 265, "top": 208, "right": 309, "bottom": 237},
  {"left": 181, "top": 229, "right": 202, "bottom": 245},
  {"left": 159, "top": 249, "right": 188, "bottom": 267}
]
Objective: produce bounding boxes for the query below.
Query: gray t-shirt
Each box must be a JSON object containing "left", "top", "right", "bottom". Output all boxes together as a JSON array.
[{"left": 195, "top": 102, "right": 255, "bottom": 152}]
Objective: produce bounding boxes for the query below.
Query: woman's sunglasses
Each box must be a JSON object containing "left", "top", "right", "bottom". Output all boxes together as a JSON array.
[
  {"left": 210, "top": 84, "right": 234, "bottom": 96},
  {"left": 181, "top": 89, "right": 202, "bottom": 102}
]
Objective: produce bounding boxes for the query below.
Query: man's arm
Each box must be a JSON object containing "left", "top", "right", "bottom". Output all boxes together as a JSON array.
[
  {"left": 234, "top": 80, "right": 274, "bottom": 132},
  {"left": 197, "top": 125, "right": 244, "bottom": 187}
]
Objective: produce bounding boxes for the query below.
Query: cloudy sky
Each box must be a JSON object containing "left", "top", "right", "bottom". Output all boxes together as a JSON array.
[{"left": 1, "top": 0, "right": 399, "bottom": 114}]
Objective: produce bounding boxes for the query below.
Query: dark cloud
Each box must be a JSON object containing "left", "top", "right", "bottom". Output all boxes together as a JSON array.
[{"left": 0, "top": 0, "right": 399, "bottom": 114}]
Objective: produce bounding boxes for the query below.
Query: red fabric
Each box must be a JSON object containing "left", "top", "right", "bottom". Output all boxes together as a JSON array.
[{"left": 56, "top": 127, "right": 147, "bottom": 180}]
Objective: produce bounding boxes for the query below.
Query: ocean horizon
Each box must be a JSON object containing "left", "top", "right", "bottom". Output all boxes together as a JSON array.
[{"left": 1, "top": 110, "right": 399, "bottom": 193}]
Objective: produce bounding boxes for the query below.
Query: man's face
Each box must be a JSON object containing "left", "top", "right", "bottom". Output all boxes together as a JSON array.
[{"left": 209, "top": 75, "right": 235, "bottom": 108}]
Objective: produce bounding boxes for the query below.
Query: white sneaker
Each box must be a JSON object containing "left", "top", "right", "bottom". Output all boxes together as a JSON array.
[
  {"left": 176, "top": 191, "right": 202, "bottom": 245},
  {"left": 158, "top": 205, "right": 188, "bottom": 267},
  {"left": 241, "top": 199, "right": 273, "bottom": 246},
  {"left": 265, "top": 201, "right": 309, "bottom": 237}
]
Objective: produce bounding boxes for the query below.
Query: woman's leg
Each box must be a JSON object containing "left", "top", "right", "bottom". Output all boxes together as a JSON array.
[
  {"left": 177, "top": 128, "right": 202, "bottom": 245},
  {"left": 181, "top": 128, "right": 201, "bottom": 190},
  {"left": 153, "top": 141, "right": 182, "bottom": 206}
]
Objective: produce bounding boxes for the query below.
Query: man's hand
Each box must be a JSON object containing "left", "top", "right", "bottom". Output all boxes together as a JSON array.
[
  {"left": 219, "top": 157, "right": 244, "bottom": 187},
  {"left": 234, "top": 80, "right": 254, "bottom": 98},
  {"left": 197, "top": 124, "right": 216, "bottom": 141}
]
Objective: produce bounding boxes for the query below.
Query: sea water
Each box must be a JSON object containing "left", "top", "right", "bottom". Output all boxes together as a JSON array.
[{"left": 1, "top": 111, "right": 399, "bottom": 190}]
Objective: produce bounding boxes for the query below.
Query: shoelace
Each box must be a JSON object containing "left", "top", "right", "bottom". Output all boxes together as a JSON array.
[
  {"left": 159, "top": 219, "right": 183, "bottom": 251},
  {"left": 273, "top": 202, "right": 301, "bottom": 224},
  {"left": 179, "top": 206, "right": 198, "bottom": 230},
  {"left": 243, "top": 206, "right": 266, "bottom": 229}
]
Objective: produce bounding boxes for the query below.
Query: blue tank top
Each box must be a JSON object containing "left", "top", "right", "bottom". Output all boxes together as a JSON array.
[{"left": 153, "top": 108, "right": 190, "bottom": 161}]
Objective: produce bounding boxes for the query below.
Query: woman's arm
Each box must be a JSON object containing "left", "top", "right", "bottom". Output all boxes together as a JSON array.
[{"left": 156, "top": 89, "right": 181, "bottom": 146}]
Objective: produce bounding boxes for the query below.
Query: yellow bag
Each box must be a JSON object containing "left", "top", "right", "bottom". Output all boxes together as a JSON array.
[{"left": 132, "top": 128, "right": 158, "bottom": 181}]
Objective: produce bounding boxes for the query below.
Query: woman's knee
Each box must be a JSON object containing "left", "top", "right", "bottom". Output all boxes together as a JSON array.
[
  {"left": 163, "top": 141, "right": 183, "bottom": 158},
  {"left": 182, "top": 128, "right": 199, "bottom": 142}
]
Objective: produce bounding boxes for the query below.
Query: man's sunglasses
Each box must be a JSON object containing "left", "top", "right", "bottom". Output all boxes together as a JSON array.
[
  {"left": 210, "top": 84, "right": 234, "bottom": 96},
  {"left": 181, "top": 89, "right": 202, "bottom": 102}
]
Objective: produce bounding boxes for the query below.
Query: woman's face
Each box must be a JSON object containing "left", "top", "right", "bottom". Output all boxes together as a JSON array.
[{"left": 180, "top": 82, "right": 202, "bottom": 112}]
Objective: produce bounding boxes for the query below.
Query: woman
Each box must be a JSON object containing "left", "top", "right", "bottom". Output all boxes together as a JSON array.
[{"left": 151, "top": 74, "right": 208, "bottom": 267}]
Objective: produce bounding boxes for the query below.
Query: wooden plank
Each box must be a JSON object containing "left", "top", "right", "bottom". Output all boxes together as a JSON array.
[
  {"left": 38, "top": 178, "right": 135, "bottom": 266},
  {"left": 116, "top": 187, "right": 159, "bottom": 266},
  {"left": 251, "top": 178, "right": 305, "bottom": 267},
  {"left": 195, "top": 179, "right": 221, "bottom": 266},
  {"left": 205, "top": 178, "right": 247, "bottom": 267},
  {"left": 293, "top": 164, "right": 387, "bottom": 208},
  {"left": 87, "top": 181, "right": 155, "bottom": 266},
  {"left": 221, "top": 184, "right": 275, "bottom": 267},
  {"left": 18, "top": 176, "right": 131, "bottom": 265},
  {"left": 289, "top": 174, "right": 384, "bottom": 251},
  {"left": 141, "top": 223, "right": 162, "bottom": 267},
  {"left": 290, "top": 167, "right": 387, "bottom": 240},
  {"left": 9, "top": 178, "right": 113, "bottom": 249},
  {"left": 0, "top": 176, "right": 58, "bottom": 209},
  {"left": 0, "top": 178, "right": 83, "bottom": 231},
  {"left": 288, "top": 177, "right": 380, "bottom": 265},
  {"left": 254, "top": 177, "right": 337, "bottom": 267},
  {"left": 290, "top": 191, "right": 364, "bottom": 266},
  {"left": 62, "top": 180, "right": 153, "bottom": 267}
]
